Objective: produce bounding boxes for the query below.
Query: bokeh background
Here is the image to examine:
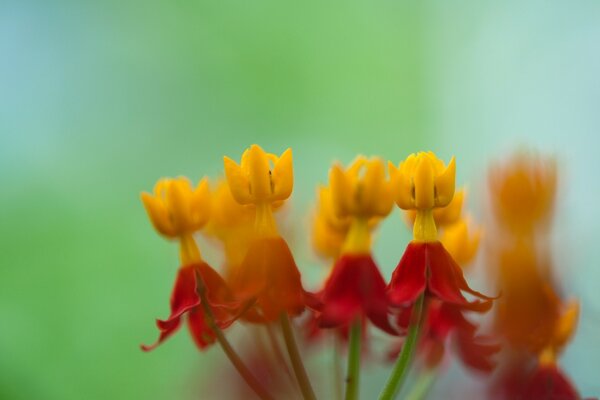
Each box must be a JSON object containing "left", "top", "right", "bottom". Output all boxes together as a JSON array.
[{"left": 1, "top": 0, "right": 599, "bottom": 399}]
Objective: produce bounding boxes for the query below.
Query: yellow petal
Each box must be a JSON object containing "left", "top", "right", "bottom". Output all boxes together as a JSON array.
[
  {"left": 246, "top": 144, "right": 272, "bottom": 201},
  {"left": 224, "top": 156, "right": 253, "bottom": 205},
  {"left": 329, "top": 163, "right": 351, "bottom": 218},
  {"left": 435, "top": 156, "right": 456, "bottom": 207},
  {"left": 166, "top": 178, "right": 193, "bottom": 232},
  {"left": 140, "top": 191, "right": 176, "bottom": 237},
  {"left": 414, "top": 156, "right": 435, "bottom": 209},
  {"left": 390, "top": 161, "right": 414, "bottom": 210},
  {"left": 271, "top": 148, "right": 293, "bottom": 201},
  {"left": 191, "top": 177, "right": 211, "bottom": 230}
]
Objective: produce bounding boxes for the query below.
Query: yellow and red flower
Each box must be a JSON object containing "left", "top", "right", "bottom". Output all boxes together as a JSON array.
[
  {"left": 486, "top": 152, "right": 585, "bottom": 400},
  {"left": 316, "top": 157, "right": 396, "bottom": 334},
  {"left": 224, "top": 144, "right": 316, "bottom": 322},
  {"left": 387, "top": 152, "right": 494, "bottom": 308},
  {"left": 140, "top": 177, "right": 243, "bottom": 351}
]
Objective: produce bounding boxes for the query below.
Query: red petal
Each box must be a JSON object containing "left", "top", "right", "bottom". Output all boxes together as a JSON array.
[
  {"left": 187, "top": 307, "right": 217, "bottom": 349},
  {"left": 454, "top": 333, "right": 500, "bottom": 373},
  {"left": 141, "top": 265, "right": 201, "bottom": 351},
  {"left": 523, "top": 365, "right": 580, "bottom": 400},
  {"left": 230, "top": 237, "right": 306, "bottom": 321},
  {"left": 428, "top": 242, "right": 496, "bottom": 305},
  {"left": 387, "top": 242, "right": 427, "bottom": 306},
  {"left": 319, "top": 254, "right": 395, "bottom": 334}
]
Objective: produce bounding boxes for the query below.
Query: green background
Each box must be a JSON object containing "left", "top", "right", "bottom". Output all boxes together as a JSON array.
[{"left": 1, "top": 1, "right": 599, "bottom": 398}]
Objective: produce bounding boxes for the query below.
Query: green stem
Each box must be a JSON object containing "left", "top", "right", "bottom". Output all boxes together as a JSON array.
[
  {"left": 195, "top": 273, "right": 274, "bottom": 400},
  {"left": 405, "top": 370, "right": 436, "bottom": 400},
  {"left": 378, "top": 294, "right": 426, "bottom": 400},
  {"left": 345, "top": 320, "right": 362, "bottom": 400},
  {"left": 333, "top": 336, "right": 344, "bottom": 400},
  {"left": 280, "top": 313, "right": 317, "bottom": 400}
]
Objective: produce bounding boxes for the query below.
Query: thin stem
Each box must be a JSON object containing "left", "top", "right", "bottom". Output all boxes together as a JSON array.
[
  {"left": 333, "top": 336, "right": 344, "bottom": 400},
  {"left": 405, "top": 369, "right": 436, "bottom": 400},
  {"left": 378, "top": 294, "right": 425, "bottom": 400},
  {"left": 280, "top": 313, "right": 317, "bottom": 400},
  {"left": 265, "top": 323, "right": 296, "bottom": 386},
  {"left": 195, "top": 273, "right": 274, "bottom": 400},
  {"left": 345, "top": 320, "right": 362, "bottom": 400}
]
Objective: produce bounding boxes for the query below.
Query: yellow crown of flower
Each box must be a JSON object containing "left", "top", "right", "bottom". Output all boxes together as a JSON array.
[
  {"left": 224, "top": 144, "right": 293, "bottom": 206},
  {"left": 141, "top": 177, "right": 211, "bottom": 238},
  {"left": 389, "top": 152, "right": 456, "bottom": 210},
  {"left": 329, "top": 156, "right": 394, "bottom": 219}
]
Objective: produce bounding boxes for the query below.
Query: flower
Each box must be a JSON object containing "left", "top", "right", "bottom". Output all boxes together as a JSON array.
[
  {"left": 317, "top": 157, "right": 396, "bottom": 334},
  {"left": 141, "top": 177, "right": 244, "bottom": 351},
  {"left": 224, "top": 145, "right": 313, "bottom": 322},
  {"left": 387, "top": 152, "right": 493, "bottom": 308}
]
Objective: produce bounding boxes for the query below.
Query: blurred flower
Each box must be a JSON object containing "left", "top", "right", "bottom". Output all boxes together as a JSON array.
[
  {"left": 486, "top": 152, "right": 585, "bottom": 400},
  {"left": 317, "top": 157, "right": 396, "bottom": 334},
  {"left": 489, "top": 152, "right": 557, "bottom": 234},
  {"left": 387, "top": 152, "right": 493, "bottom": 309},
  {"left": 224, "top": 145, "right": 314, "bottom": 322}
]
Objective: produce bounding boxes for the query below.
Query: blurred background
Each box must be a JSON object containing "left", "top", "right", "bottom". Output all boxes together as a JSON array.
[{"left": 1, "top": 0, "right": 599, "bottom": 398}]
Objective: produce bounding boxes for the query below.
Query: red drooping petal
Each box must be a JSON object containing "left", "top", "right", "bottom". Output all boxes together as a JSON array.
[
  {"left": 454, "top": 333, "right": 501, "bottom": 373},
  {"left": 229, "top": 237, "right": 307, "bottom": 321},
  {"left": 319, "top": 254, "right": 396, "bottom": 335},
  {"left": 428, "top": 242, "right": 496, "bottom": 306},
  {"left": 522, "top": 365, "right": 580, "bottom": 400},
  {"left": 387, "top": 242, "right": 427, "bottom": 306},
  {"left": 142, "top": 262, "right": 242, "bottom": 352},
  {"left": 141, "top": 264, "right": 201, "bottom": 351}
]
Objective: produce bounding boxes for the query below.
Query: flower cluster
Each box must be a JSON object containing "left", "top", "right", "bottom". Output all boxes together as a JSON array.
[{"left": 139, "top": 146, "right": 588, "bottom": 400}]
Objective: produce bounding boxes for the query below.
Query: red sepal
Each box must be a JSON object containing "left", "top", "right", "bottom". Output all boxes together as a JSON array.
[
  {"left": 388, "top": 242, "right": 496, "bottom": 308},
  {"left": 318, "top": 254, "right": 396, "bottom": 335},
  {"left": 142, "top": 262, "right": 240, "bottom": 351},
  {"left": 229, "top": 237, "right": 307, "bottom": 321}
]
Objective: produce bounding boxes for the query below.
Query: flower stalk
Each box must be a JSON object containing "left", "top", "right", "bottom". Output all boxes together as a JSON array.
[
  {"left": 195, "top": 272, "right": 275, "bottom": 400},
  {"left": 378, "top": 294, "right": 425, "bottom": 400},
  {"left": 345, "top": 319, "right": 362, "bottom": 400},
  {"left": 280, "top": 313, "right": 317, "bottom": 400}
]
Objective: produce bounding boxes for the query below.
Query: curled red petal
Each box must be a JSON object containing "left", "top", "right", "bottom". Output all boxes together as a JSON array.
[
  {"left": 387, "top": 242, "right": 427, "bottom": 306},
  {"left": 141, "top": 264, "right": 201, "bottom": 351},
  {"left": 428, "top": 242, "right": 496, "bottom": 305},
  {"left": 454, "top": 333, "right": 501, "bottom": 373}
]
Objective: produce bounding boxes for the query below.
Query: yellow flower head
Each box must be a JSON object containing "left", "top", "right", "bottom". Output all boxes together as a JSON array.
[
  {"left": 141, "top": 177, "right": 211, "bottom": 238},
  {"left": 223, "top": 144, "right": 293, "bottom": 206},
  {"left": 489, "top": 152, "right": 557, "bottom": 233},
  {"left": 439, "top": 217, "right": 481, "bottom": 267},
  {"left": 389, "top": 152, "right": 456, "bottom": 211},
  {"left": 329, "top": 156, "right": 394, "bottom": 220}
]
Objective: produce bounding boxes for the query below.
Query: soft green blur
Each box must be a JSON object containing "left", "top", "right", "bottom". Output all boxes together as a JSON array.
[{"left": 1, "top": 1, "right": 599, "bottom": 399}]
